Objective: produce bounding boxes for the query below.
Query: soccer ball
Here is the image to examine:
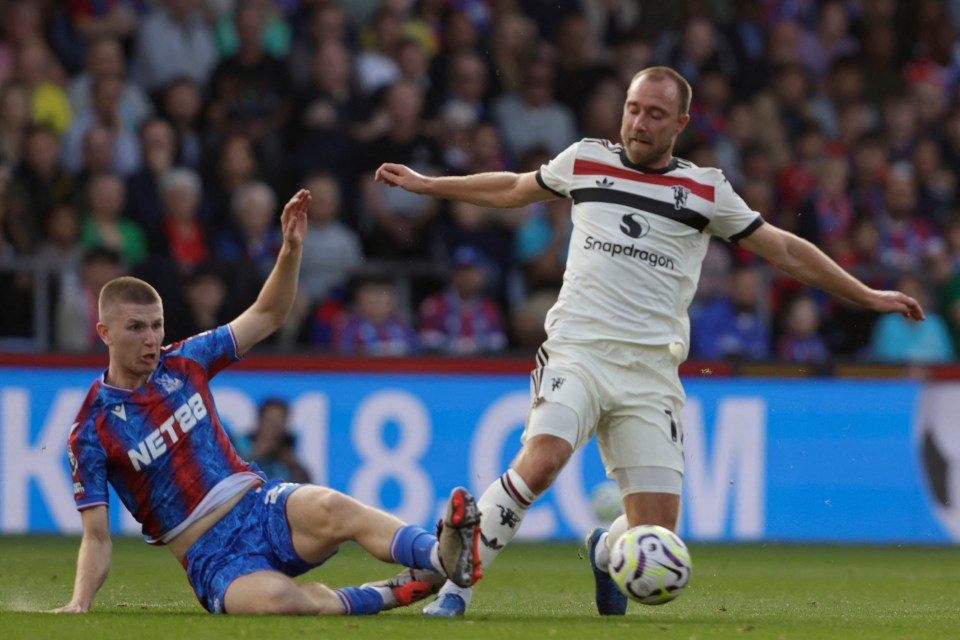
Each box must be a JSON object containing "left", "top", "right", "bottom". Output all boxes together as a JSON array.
[
  {"left": 608, "top": 525, "right": 692, "bottom": 605},
  {"left": 590, "top": 481, "right": 624, "bottom": 523}
]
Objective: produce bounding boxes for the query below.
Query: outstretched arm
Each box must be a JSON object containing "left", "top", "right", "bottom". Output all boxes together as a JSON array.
[
  {"left": 375, "top": 164, "right": 555, "bottom": 208},
  {"left": 52, "top": 506, "right": 112, "bottom": 613},
  {"left": 230, "top": 189, "right": 311, "bottom": 355},
  {"left": 739, "top": 223, "right": 926, "bottom": 320}
]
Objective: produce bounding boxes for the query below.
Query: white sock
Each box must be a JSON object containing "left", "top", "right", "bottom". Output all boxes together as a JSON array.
[
  {"left": 437, "top": 469, "right": 537, "bottom": 600},
  {"left": 594, "top": 531, "right": 611, "bottom": 571},
  {"left": 596, "top": 514, "right": 630, "bottom": 572},
  {"left": 374, "top": 586, "right": 397, "bottom": 609}
]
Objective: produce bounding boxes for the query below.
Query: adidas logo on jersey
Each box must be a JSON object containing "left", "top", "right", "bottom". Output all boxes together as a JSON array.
[{"left": 595, "top": 177, "right": 615, "bottom": 188}]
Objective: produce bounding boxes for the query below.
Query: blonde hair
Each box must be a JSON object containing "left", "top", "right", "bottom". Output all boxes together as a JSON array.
[
  {"left": 631, "top": 66, "right": 692, "bottom": 115},
  {"left": 98, "top": 276, "right": 161, "bottom": 320}
]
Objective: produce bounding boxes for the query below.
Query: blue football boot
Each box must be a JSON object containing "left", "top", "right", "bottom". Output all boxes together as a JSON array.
[{"left": 586, "top": 527, "right": 628, "bottom": 615}]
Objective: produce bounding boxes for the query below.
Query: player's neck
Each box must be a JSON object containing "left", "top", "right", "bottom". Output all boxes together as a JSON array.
[{"left": 104, "top": 364, "right": 150, "bottom": 390}]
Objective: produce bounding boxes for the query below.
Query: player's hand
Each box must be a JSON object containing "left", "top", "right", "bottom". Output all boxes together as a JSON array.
[
  {"left": 869, "top": 289, "right": 926, "bottom": 321},
  {"left": 50, "top": 603, "right": 88, "bottom": 613},
  {"left": 375, "top": 163, "right": 429, "bottom": 194},
  {"left": 280, "top": 188, "right": 310, "bottom": 250}
]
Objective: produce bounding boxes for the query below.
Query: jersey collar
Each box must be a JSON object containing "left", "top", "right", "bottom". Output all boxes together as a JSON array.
[{"left": 618, "top": 150, "right": 679, "bottom": 174}]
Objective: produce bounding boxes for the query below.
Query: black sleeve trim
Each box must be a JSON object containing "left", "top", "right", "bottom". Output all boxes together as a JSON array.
[
  {"left": 729, "top": 217, "right": 764, "bottom": 244},
  {"left": 535, "top": 169, "right": 567, "bottom": 199}
]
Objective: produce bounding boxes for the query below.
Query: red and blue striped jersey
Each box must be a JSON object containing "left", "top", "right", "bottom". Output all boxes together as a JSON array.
[{"left": 67, "top": 325, "right": 264, "bottom": 544}]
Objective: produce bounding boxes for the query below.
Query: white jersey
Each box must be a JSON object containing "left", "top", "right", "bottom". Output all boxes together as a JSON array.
[{"left": 536, "top": 139, "right": 763, "bottom": 354}]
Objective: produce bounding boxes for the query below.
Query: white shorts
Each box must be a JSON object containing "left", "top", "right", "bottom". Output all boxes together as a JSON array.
[{"left": 522, "top": 338, "right": 686, "bottom": 478}]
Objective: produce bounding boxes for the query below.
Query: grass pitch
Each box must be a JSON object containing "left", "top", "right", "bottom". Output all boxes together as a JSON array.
[{"left": 1, "top": 535, "right": 958, "bottom": 640}]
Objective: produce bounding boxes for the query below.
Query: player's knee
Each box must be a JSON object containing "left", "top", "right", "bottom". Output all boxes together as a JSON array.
[
  {"left": 314, "top": 490, "right": 364, "bottom": 538},
  {"left": 516, "top": 436, "right": 571, "bottom": 493}
]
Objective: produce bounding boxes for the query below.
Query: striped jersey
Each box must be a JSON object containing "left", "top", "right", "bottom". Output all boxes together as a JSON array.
[
  {"left": 67, "top": 325, "right": 263, "bottom": 544},
  {"left": 536, "top": 139, "right": 763, "bottom": 354}
]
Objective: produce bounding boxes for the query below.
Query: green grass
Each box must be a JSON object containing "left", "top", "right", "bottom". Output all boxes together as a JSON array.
[{"left": 1, "top": 536, "right": 959, "bottom": 640}]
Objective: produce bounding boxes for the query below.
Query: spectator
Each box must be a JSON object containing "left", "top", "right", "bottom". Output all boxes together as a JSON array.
[
  {"left": 848, "top": 132, "right": 889, "bottom": 220},
  {"left": 205, "top": 134, "right": 260, "bottom": 230},
  {"left": 796, "top": 155, "right": 856, "bottom": 259},
  {"left": 654, "top": 16, "right": 739, "bottom": 88},
  {"left": 287, "top": 1, "right": 350, "bottom": 91},
  {"left": 432, "top": 50, "right": 492, "bottom": 127},
  {"left": 690, "top": 266, "right": 771, "bottom": 360},
  {"left": 0, "top": 1, "right": 46, "bottom": 84},
  {"left": 238, "top": 398, "right": 311, "bottom": 483},
  {"left": 809, "top": 56, "right": 873, "bottom": 142},
  {"left": 158, "top": 77, "right": 204, "bottom": 169},
  {"left": 300, "top": 172, "right": 363, "bottom": 305},
  {"left": 214, "top": 0, "right": 292, "bottom": 59},
  {"left": 214, "top": 180, "right": 282, "bottom": 281},
  {"left": 0, "top": 81, "right": 31, "bottom": 167},
  {"left": 721, "top": 0, "right": 767, "bottom": 97},
  {"left": 332, "top": 276, "right": 419, "bottom": 355},
  {"left": 358, "top": 80, "right": 441, "bottom": 260},
  {"left": 67, "top": 36, "right": 153, "bottom": 131},
  {"left": 164, "top": 262, "right": 229, "bottom": 343},
  {"left": 61, "top": 0, "right": 146, "bottom": 47},
  {"left": 54, "top": 246, "right": 125, "bottom": 351},
  {"left": 752, "top": 61, "right": 815, "bottom": 170},
  {"left": 78, "top": 172, "right": 147, "bottom": 264},
  {"left": 125, "top": 117, "right": 179, "bottom": 235},
  {"left": 875, "top": 165, "right": 940, "bottom": 272},
  {"left": 290, "top": 41, "right": 365, "bottom": 196},
  {"left": 12, "top": 40, "right": 72, "bottom": 136},
  {"left": 777, "top": 294, "right": 829, "bottom": 363},
  {"left": 551, "top": 14, "right": 615, "bottom": 124},
  {"left": 354, "top": 7, "right": 403, "bottom": 97},
  {"left": 870, "top": 273, "right": 953, "bottom": 363},
  {"left": 912, "top": 137, "right": 956, "bottom": 229},
  {"left": 486, "top": 10, "right": 537, "bottom": 96},
  {"left": 795, "top": 0, "right": 858, "bottom": 81},
  {"left": 205, "top": 0, "right": 293, "bottom": 172},
  {"left": 5, "top": 127, "right": 75, "bottom": 255},
  {"left": 133, "top": 0, "right": 219, "bottom": 94},
  {"left": 157, "top": 167, "right": 209, "bottom": 274},
  {"left": 37, "top": 202, "right": 84, "bottom": 273},
  {"left": 580, "top": 0, "right": 640, "bottom": 48},
  {"left": 418, "top": 246, "right": 507, "bottom": 355},
  {"left": 493, "top": 58, "right": 579, "bottom": 160},
  {"left": 61, "top": 75, "right": 141, "bottom": 177}
]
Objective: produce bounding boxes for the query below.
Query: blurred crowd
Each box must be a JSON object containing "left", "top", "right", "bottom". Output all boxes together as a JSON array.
[{"left": 0, "top": 0, "right": 959, "bottom": 363}]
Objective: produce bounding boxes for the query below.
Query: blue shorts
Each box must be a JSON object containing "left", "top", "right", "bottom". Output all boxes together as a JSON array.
[{"left": 181, "top": 479, "right": 333, "bottom": 613}]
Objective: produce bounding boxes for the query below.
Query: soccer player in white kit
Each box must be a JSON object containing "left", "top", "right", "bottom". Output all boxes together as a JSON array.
[{"left": 374, "top": 66, "right": 926, "bottom": 616}]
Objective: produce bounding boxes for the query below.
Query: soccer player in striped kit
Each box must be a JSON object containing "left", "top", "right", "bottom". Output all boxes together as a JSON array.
[
  {"left": 53, "top": 189, "right": 481, "bottom": 615},
  {"left": 375, "top": 66, "right": 926, "bottom": 616}
]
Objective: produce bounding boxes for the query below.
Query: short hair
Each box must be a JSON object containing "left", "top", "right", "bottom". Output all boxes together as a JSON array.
[
  {"left": 258, "top": 397, "right": 289, "bottom": 419},
  {"left": 231, "top": 180, "right": 277, "bottom": 216},
  {"left": 98, "top": 276, "right": 161, "bottom": 320},
  {"left": 631, "top": 66, "right": 693, "bottom": 116},
  {"left": 161, "top": 167, "right": 201, "bottom": 198}
]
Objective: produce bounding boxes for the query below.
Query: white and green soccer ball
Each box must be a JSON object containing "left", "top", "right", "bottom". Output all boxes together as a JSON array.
[
  {"left": 590, "top": 481, "right": 624, "bottom": 523},
  {"left": 608, "top": 525, "right": 692, "bottom": 605}
]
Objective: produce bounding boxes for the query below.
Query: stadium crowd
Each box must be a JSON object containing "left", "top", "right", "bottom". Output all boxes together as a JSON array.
[{"left": 0, "top": 0, "right": 958, "bottom": 363}]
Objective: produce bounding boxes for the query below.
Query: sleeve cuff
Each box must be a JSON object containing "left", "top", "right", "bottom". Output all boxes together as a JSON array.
[
  {"left": 535, "top": 169, "right": 567, "bottom": 199},
  {"left": 729, "top": 217, "right": 764, "bottom": 244}
]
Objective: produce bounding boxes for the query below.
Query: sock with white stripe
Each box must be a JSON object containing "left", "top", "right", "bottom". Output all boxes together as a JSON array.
[
  {"left": 388, "top": 525, "right": 441, "bottom": 572},
  {"left": 334, "top": 586, "right": 385, "bottom": 615}
]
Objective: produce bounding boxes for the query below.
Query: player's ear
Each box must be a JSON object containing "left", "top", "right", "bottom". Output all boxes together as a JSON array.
[
  {"left": 676, "top": 113, "right": 690, "bottom": 134},
  {"left": 96, "top": 321, "right": 111, "bottom": 346}
]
